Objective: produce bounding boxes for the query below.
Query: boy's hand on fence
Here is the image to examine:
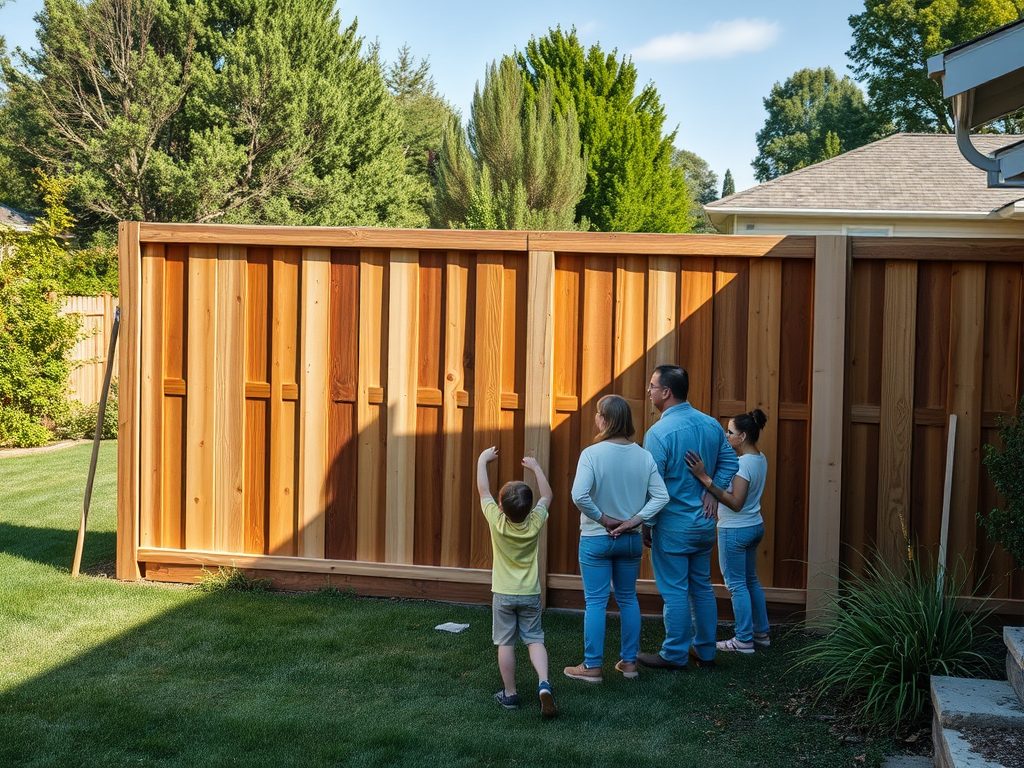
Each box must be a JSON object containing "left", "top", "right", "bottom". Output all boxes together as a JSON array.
[
  {"left": 521, "top": 456, "right": 540, "bottom": 473},
  {"left": 480, "top": 446, "right": 499, "bottom": 464}
]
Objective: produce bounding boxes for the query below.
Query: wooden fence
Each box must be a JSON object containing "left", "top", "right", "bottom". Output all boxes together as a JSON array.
[
  {"left": 116, "top": 224, "right": 1024, "bottom": 617},
  {"left": 61, "top": 293, "right": 118, "bottom": 405}
]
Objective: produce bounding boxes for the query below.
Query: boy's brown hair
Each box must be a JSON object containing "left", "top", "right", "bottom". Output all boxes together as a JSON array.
[{"left": 498, "top": 480, "right": 534, "bottom": 523}]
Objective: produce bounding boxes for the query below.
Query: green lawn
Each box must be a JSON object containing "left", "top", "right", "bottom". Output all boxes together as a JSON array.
[{"left": 1, "top": 443, "right": 895, "bottom": 768}]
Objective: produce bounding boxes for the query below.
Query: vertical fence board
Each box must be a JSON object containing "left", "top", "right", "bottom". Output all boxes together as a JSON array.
[
  {"left": 268, "top": 248, "right": 300, "bottom": 556},
  {"left": 526, "top": 250, "right": 555, "bottom": 602},
  {"left": 325, "top": 251, "right": 359, "bottom": 561},
  {"left": 184, "top": 246, "right": 217, "bottom": 551},
  {"left": 679, "top": 257, "right": 714, "bottom": 415},
  {"left": 140, "top": 244, "right": 165, "bottom": 550},
  {"left": 746, "top": 258, "right": 782, "bottom": 585},
  {"left": 357, "top": 249, "right": 387, "bottom": 562},
  {"left": 807, "top": 236, "right": 846, "bottom": 622},
  {"left": 244, "top": 249, "right": 270, "bottom": 554},
  {"left": 415, "top": 253, "right": 444, "bottom": 566},
  {"left": 441, "top": 253, "right": 470, "bottom": 567},
  {"left": 947, "top": 262, "right": 985, "bottom": 589},
  {"left": 712, "top": 258, "right": 748, "bottom": 420},
  {"left": 386, "top": 249, "right": 419, "bottom": 565},
  {"left": 580, "top": 258, "right": 614, "bottom": 457},
  {"left": 877, "top": 260, "right": 918, "bottom": 569},
  {"left": 550, "top": 256, "right": 581, "bottom": 575},
  {"left": 162, "top": 246, "right": 187, "bottom": 549},
  {"left": 214, "top": 246, "right": 246, "bottom": 553},
  {"left": 471, "top": 253, "right": 504, "bottom": 569},
  {"left": 979, "top": 263, "right": 1024, "bottom": 595},
  {"left": 614, "top": 256, "right": 648, "bottom": 424},
  {"left": 116, "top": 221, "right": 141, "bottom": 580}
]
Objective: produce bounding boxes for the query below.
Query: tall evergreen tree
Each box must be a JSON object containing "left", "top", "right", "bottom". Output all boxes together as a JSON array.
[
  {"left": 516, "top": 27, "right": 692, "bottom": 233},
  {"left": 722, "top": 169, "right": 735, "bottom": 198},
  {"left": 385, "top": 45, "right": 456, "bottom": 223},
  {"left": 1, "top": 0, "right": 422, "bottom": 228},
  {"left": 752, "top": 67, "right": 884, "bottom": 182},
  {"left": 432, "top": 56, "right": 585, "bottom": 230},
  {"left": 848, "top": 0, "right": 1024, "bottom": 133},
  {"left": 671, "top": 148, "right": 717, "bottom": 233}
]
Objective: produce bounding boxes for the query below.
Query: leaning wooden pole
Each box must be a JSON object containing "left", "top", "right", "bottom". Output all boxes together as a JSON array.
[{"left": 71, "top": 307, "right": 121, "bottom": 578}]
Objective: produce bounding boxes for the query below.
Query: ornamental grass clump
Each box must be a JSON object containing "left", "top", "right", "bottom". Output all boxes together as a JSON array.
[{"left": 797, "top": 554, "right": 995, "bottom": 733}]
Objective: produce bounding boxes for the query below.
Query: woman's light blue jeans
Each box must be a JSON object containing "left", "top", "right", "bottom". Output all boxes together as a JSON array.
[
  {"left": 718, "top": 524, "right": 770, "bottom": 643},
  {"left": 578, "top": 532, "right": 643, "bottom": 667}
]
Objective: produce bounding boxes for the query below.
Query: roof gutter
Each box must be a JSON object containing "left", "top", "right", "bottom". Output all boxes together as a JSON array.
[{"left": 704, "top": 206, "right": 1009, "bottom": 220}]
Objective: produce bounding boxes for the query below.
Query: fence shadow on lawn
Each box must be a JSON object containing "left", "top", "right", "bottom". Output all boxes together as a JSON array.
[{"left": 0, "top": 521, "right": 116, "bottom": 573}]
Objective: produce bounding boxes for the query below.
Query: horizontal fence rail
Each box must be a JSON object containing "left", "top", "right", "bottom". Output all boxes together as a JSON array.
[{"left": 117, "top": 224, "right": 1024, "bottom": 617}]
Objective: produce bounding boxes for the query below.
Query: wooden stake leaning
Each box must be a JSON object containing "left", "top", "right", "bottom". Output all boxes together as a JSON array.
[
  {"left": 71, "top": 307, "right": 121, "bottom": 579},
  {"left": 937, "top": 413, "right": 958, "bottom": 594}
]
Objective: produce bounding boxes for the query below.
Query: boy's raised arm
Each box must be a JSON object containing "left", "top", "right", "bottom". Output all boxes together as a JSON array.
[
  {"left": 522, "top": 457, "right": 553, "bottom": 509},
  {"left": 477, "top": 446, "right": 498, "bottom": 501}
]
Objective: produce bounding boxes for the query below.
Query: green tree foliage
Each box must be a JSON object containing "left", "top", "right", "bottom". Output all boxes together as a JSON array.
[
  {"left": 385, "top": 45, "right": 457, "bottom": 223},
  {"left": 753, "top": 67, "right": 884, "bottom": 182},
  {"left": 722, "top": 169, "right": 735, "bottom": 198},
  {"left": 979, "top": 398, "right": 1024, "bottom": 568},
  {"left": 431, "top": 56, "right": 586, "bottom": 230},
  {"left": 848, "top": 0, "right": 1024, "bottom": 133},
  {"left": 516, "top": 27, "right": 692, "bottom": 233},
  {"left": 0, "top": 176, "right": 81, "bottom": 447},
  {"left": 671, "top": 148, "right": 718, "bottom": 233},
  {"left": 1, "top": 0, "right": 422, "bottom": 228}
]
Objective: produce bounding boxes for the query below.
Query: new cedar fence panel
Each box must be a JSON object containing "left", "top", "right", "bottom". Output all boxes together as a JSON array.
[{"left": 119, "top": 225, "right": 1024, "bottom": 616}]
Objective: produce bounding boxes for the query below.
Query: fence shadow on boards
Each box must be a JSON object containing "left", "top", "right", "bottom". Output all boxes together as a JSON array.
[{"left": 116, "top": 224, "right": 1024, "bottom": 619}]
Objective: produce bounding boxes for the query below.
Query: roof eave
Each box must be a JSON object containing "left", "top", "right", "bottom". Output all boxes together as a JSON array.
[{"left": 703, "top": 206, "right": 1008, "bottom": 220}]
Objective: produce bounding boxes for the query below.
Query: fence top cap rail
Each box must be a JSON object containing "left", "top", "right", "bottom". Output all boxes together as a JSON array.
[{"left": 130, "top": 222, "right": 815, "bottom": 258}]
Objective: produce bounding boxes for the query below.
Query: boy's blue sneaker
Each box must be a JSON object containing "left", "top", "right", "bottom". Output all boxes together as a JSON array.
[
  {"left": 494, "top": 690, "right": 519, "bottom": 710},
  {"left": 538, "top": 681, "right": 558, "bottom": 718}
]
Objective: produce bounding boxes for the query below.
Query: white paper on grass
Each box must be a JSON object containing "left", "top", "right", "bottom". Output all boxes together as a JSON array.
[{"left": 435, "top": 622, "right": 470, "bottom": 633}]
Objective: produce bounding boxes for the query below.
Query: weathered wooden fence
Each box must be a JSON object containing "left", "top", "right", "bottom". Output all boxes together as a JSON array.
[
  {"left": 61, "top": 293, "right": 118, "bottom": 405},
  {"left": 116, "top": 224, "right": 1024, "bottom": 616}
]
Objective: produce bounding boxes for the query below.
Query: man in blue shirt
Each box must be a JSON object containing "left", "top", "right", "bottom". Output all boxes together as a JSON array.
[{"left": 638, "top": 365, "right": 739, "bottom": 670}]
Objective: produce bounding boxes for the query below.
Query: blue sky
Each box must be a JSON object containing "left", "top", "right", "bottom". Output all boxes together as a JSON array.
[{"left": 2, "top": 0, "right": 867, "bottom": 194}]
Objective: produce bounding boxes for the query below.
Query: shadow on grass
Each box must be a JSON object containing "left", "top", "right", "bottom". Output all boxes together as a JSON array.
[{"left": 0, "top": 521, "right": 115, "bottom": 572}]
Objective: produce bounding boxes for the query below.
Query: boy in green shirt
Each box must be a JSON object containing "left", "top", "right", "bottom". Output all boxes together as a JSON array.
[{"left": 477, "top": 446, "right": 557, "bottom": 718}]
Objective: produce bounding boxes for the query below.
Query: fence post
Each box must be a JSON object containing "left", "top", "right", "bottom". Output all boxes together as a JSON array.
[
  {"left": 806, "top": 236, "right": 848, "bottom": 627},
  {"left": 525, "top": 248, "right": 555, "bottom": 606},
  {"left": 116, "top": 222, "right": 142, "bottom": 580}
]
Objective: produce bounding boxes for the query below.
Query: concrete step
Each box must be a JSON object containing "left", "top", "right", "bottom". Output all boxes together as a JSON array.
[
  {"left": 931, "top": 675, "right": 1024, "bottom": 768},
  {"left": 1005, "top": 627, "right": 1024, "bottom": 706}
]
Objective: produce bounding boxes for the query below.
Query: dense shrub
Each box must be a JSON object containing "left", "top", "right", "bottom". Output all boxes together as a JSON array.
[
  {"left": 796, "top": 554, "right": 995, "bottom": 733},
  {"left": 0, "top": 404, "right": 53, "bottom": 447},
  {"left": 52, "top": 381, "right": 118, "bottom": 441},
  {"left": 980, "top": 397, "right": 1024, "bottom": 569}
]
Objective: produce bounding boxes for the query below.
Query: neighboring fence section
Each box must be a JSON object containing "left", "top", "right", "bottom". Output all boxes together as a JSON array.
[
  {"left": 61, "top": 293, "right": 118, "bottom": 405},
  {"left": 116, "top": 224, "right": 1024, "bottom": 616}
]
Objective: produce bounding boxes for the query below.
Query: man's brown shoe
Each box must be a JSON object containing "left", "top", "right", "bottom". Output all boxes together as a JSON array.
[
  {"left": 615, "top": 660, "right": 638, "bottom": 679},
  {"left": 563, "top": 663, "right": 603, "bottom": 683},
  {"left": 636, "top": 651, "right": 687, "bottom": 671},
  {"left": 689, "top": 646, "right": 717, "bottom": 669}
]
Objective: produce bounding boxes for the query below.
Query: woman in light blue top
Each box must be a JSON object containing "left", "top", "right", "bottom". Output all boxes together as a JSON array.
[
  {"left": 684, "top": 409, "right": 770, "bottom": 654},
  {"left": 565, "top": 395, "right": 669, "bottom": 683}
]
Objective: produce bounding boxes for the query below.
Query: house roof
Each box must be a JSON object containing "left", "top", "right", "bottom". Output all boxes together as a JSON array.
[
  {"left": 705, "top": 133, "right": 1024, "bottom": 225},
  {"left": 0, "top": 203, "right": 36, "bottom": 232}
]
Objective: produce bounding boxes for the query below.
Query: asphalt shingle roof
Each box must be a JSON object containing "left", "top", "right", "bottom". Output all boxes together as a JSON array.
[{"left": 706, "top": 133, "right": 1024, "bottom": 216}]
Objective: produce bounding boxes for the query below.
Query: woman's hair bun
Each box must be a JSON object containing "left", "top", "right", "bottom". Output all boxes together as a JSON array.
[{"left": 750, "top": 408, "right": 768, "bottom": 430}]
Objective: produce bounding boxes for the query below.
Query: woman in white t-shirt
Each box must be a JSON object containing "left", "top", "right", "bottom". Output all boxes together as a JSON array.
[
  {"left": 564, "top": 395, "right": 669, "bottom": 683},
  {"left": 684, "top": 409, "right": 770, "bottom": 654}
]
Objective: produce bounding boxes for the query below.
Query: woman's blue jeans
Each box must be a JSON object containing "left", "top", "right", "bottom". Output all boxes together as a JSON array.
[
  {"left": 717, "top": 524, "right": 770, "bottom": 642},
  {"left": 578, "top": 532, "right": 643, "bottom": 667}
]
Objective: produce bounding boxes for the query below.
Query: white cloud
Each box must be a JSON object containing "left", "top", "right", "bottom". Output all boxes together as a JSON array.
[{"left": 632, "top": 18, "right": 780, "bottom": 62}]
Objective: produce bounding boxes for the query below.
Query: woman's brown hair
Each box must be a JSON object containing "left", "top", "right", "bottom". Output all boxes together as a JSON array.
[{"left": 595, "top": 394, "right": 636, "bottom": 442}]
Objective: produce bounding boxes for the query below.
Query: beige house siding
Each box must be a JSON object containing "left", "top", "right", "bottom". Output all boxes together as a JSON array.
[{"left": 720, "top": 213, "right": 1024, "bottom": 238}]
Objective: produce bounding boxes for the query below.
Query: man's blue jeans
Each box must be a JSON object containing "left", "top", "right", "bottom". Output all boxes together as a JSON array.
[
  {"left": 579, "top": 532, "right": 643, "bottom": 667},
  {"left": 651, "top": 526, "right": 717, "bottom": 664},
  {"left": 718, "top": 524, "right": 770, "bottom": 643}
]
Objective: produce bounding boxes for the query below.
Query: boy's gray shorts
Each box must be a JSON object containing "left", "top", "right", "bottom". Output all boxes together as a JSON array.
[{"left": 491, "top": 593, "right": 544, "bottom": 646}]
